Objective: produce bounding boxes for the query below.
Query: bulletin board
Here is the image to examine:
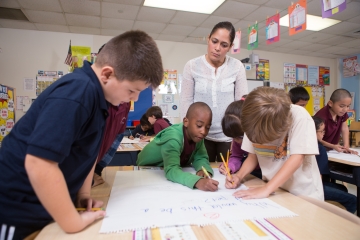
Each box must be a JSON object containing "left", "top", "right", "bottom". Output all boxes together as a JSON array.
[
  {"left": 285, "top": 84, "right": 325, "bottom": 116},
  {"left": 127, "top": 87, "right": 152, "bottom": 123},
  {"left": 0, "top": 84, "right": 15, "bottom": 147}
]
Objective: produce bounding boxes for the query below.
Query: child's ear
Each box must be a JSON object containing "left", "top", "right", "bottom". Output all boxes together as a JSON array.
[
  {"left": 328, "top": 100, "right": 333, "bottom": 108},
  {"left": 100, "top": 66, "right": 114, "bottom": 82},
  {"left": 183, "top": 117, "right": 189, "bottom": 127}
]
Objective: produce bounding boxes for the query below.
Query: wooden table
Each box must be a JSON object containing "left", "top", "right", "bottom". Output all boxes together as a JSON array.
[
  {"left": 36, "top": 165, "right": 360, "bottom": 239},
  {"left": 108, "top": 143, "right": 142, "bottom": 166},
  {"left": 328, "top": 156, "right": 360, "bottom": 217}
]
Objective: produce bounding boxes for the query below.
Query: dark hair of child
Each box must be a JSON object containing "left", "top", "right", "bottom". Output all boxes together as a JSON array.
[
  {"left": 329, "top": 88, "right": 352, "bottom": 102},
  {"left": 146, "top": 106, "right": 163, "bottom": 119},
  {"left": 221, "top": 98, "right": 246, "bottom": 139},
  {"left": 289, "top": 86, "right": 310, "bottom": 104},
  {"left": 140, "top": 114, "right": 151, "bottom": 127},
  {"left": 312, "top": 116, "right": 325, "bottom": 131}
]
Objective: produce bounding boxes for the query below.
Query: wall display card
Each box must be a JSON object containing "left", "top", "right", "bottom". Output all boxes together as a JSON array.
[
  {"left": 36, "top": 75, "right": 58, "bottom": 96},
  {"left": 308, "top": 65, "right": 319, "bottom": 85},
  {"left": 322, "top": 0, "right": 346, "bottom": 18},
  {"left": 283, "top": 63, "right": 296, "bottom": 83},
  {"left": 266, "top": 13, "right": 280, "bottom": 45},
  {"left": 319, "top": 66, "right": 330, "bottom": 86},
  {"left": 0, "top": 84, "right": 15, "bottom": 145},
  {"left": 231, "top": 31, "right": 241, "bottom": 54},
  {"left": 296, "top": 64, "right": 308, "bottom": 85},
  {"left": 100, "top": 169, "right": 297, "bottom": 233},
  {"left": 23, "top": 78, "right": 35, "bottom": 91},
  {"left": 256, "top": 59, "right": 270, "bottom": 80},
  {"left": 71, "top": 46, "right": 91, "bottom": 69},
  {"left": 288, "top": 0, "right": 307, "bottom": 36},
  {"left": 158, "top": 100, "right": 179, "bottom": 117},
  {"left": 247, "top": 23, "right": 258, "bottom": 50},
  {"left": 343, "top": 56, "right": 359, "bottom": 78}
]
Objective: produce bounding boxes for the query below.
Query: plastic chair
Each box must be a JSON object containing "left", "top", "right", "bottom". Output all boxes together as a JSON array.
[
  {"left": 349, "top": 121, "right": 360, "bottom": 147},
  {"left": 298, "top": 195, "right": 360, "bottom": 225}
]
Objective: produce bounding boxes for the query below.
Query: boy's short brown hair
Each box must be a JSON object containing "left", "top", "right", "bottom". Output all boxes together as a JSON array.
[
  {"left": 241, "top": 87, "right": 292, "bottom": 144},
  {"left": 146, "top": 106, "right": 163, "bottom": 119},
  {"left": 95, "top": 30, "right": 163, "bottom": 88}
]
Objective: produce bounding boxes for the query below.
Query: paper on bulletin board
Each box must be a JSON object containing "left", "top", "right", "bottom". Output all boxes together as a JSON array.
[
  {"left": 288, "top": 0, "right": 307, "bottom": 36},
  {"left": 296, "top": 64, "right": 308, "bottom": 85},
  {"left": 158, "top": 100, "right": 179, "bottom": 117},
  {"left": 23, "top": 78, "right": 35, "bottom": 91},
  {"left": 308, "top": 66, "right": 319, "bottom": 85},
  {"left": 319, "top": 66, "right": 330, "bottom": 86},
  {"left": 256, "top": 59, "right": 269, "bottom": 80},
  {"left": 283, "top": 63, "right": 296, "bottom": 83},
  {"left": 0, "top": 84, "right": 15, "bottom": 146},
  {"left": 71, "top": 46, "right": 91, "bottom": 68}
]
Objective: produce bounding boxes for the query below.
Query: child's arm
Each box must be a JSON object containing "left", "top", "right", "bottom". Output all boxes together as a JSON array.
[
  {"left": 318, "top": 138, "right": 345, "bottom": 152},
  {"left": 225, "top": 153, "right": 258, "bottom": 189},
  {"left": 232, "top": 154, "right": 304, "bottom": 199},
  {"left": 341, "top": 121, "right": 358, "bottom": 154},
  {"left": 219, "top": 141, "right": 243, "bottom": 175},
  {"left": 25, "top": 154, "right": 105, "bottom": 233}
]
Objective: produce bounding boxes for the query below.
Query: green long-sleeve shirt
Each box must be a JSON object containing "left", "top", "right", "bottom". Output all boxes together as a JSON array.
[{"left": 136, "top": 123, "right": 213, "bottom": 188}]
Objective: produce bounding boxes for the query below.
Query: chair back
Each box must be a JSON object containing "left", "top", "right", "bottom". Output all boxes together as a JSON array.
[{"left": 349, "top": 121, "right": 360, "bottom": 131}]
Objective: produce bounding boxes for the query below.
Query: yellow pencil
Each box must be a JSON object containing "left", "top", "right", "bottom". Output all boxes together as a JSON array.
[
  {"left": 220, "top": 153, "right": 233, "bottom": 185},
  {"left": 201, "top": 166, "right": 211, "bottom": 178},
  {"left": 226, "top": 149, "right": 229, "bottom": 167},
  {"left": 76, "top": 208, "right": 104, "bottom": 211}
]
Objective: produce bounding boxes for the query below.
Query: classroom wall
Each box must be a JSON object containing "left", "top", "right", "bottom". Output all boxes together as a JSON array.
[{"left": 0, "top": 28, "right": 338, "bottom": 122}]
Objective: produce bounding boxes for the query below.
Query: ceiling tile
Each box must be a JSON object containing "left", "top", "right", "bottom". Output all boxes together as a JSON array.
[
  {"left": 299, "top": 43, "right": 332, "bottom": 51},
  {"left": 347, "top": 15, "right": 360, "bottom": 24},
  {"left": 101, "top": 28, "right": 125, "bottom": 36},
  {"left": 318, "top": 35, "right": 356, "bottom": 45},
  {"left": 35, "top": 23, "right": 69, "bottom": 32},
  {"left": 321, "top": 21, "right": 360, "bottom": 34},
  {"left": 213, "top": 1, "right": 259, "bottom": 20},
  {"left": 171, "top": 12, "right": 209, "bottom": 27},
  {"left": 281, "top": 30, "right": 316, "bottom": 40},
  {"left": 304, "top": 51, "right": 327, "bottom": 57},
  {"left": 298, "top": 32, "right": 336, "bottom": 43},
  {"left": 132, "top": 21, "right": 166, "bottom": 34},
  {"left": 281, "top": 40, "right": 311, "bottom": 49},
  {"left": 0, "top": 0, "right": 21, "bottom": 8},
  {"left": 101, "top": 18, "right": 133, "bottom": 31},
  {"left": 255, "top": 44, "right": 277, "bottom": 51},
  {"left": 318, "top": 46, "right": 349, "bottom": 54},
  {"left": 0, "top": 19, "right": 37, "bottom": 30},
  {"left": 65, "top": 14, "right": 100, "bottom": 28},
  {"left": 233, "top": 0, "right": 270, "bottom": 5},
  {"left": 103, "top": 0, "right": 143, "bottom": 6},
  {"left": 157, "top": 34, "right": 186, "bottom": 42},
  {"left": 137, "top": 7, "right": 176, "bottom": 23},
  {"left": 18, "top": 0, "right": 62, "bottom": 12},
  {"left": 332, "top": 47, "right": 360, "bottom": 55},
  {"left": 329, "top": 2, "right": 360, "bottom": 21},
  {"left": 264, "top": 0, "right": 293, "bottom": 10},
  {"left": 146, "top": 32, "right": 159, "bottom": 40},
  {"left": 243, "top": 6, "right": 279, "bottom": 22},
  {"left": 289, "top": 49, "right": 314, "bottom": 56},
  {"left": 183, "top": 37, "right": 207, "bottom": 45},
  {"left": 306, "top": 0, "right": 322, "bottom": 16},
  {"left": 161, "top": 24, "right": 196, "bottom": 36},
  {"left": 270, "top": 47, "right": 294, "bottom": 53},
  {"left": 69, "top": 26, "right": 100, "bottom": 35},
  {"left": 200, "top": 16, "right": 241, "bottom": 29},
  {"left": 101, "top": 2, "right": 139, "bottom": 19},
  {"left": 265, "top": 38, "right": 292, "bottom": 47},
  {"left": 60, "top": 0, "right": 100, "bottom": 16},
  {"left": 23, "top": 10, "right": 66, "bottom": 25},
  {"left": 317, "top": 53, "right": 341, "bottom": 59},
  {"left": 188, "top": 27, "right": 212, "bottom": 38},
  {"left": 337, "top": 39, "right": 360, "bottom": 48}
]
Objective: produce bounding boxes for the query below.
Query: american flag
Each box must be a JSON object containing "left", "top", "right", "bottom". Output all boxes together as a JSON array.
[{"left": 64, "top": 40, "right": 73, "bottom": 66}]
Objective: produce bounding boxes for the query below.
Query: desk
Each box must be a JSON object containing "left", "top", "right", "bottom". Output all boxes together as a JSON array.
[
  {"left": 328, "top": 156, "right": 360, "bottom": 217},
  {"left": 36, "top": 165, "right": 360, "bottom": 239},
  {"left": 108, "top": 144, "right": 142, "bottom": 166}
]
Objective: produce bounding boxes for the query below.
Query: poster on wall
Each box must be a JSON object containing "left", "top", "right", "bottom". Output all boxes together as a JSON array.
[
  {"left": 256, "top": 59, "right": 270, "bottom": 80},
  {"left": 159, "top": 70, "right": 178, "bottom": 94},
  {"left": 288, "top": 0, "right": 307, "bottom": 36},
  {"left": 322, "top": 0, "right": 346, "bottom": 18},
  {"left": 71, "top": 46, "right": 91, "bottom": 69},
  {"left": 308, "top": 65, "right": 319, "bottom": 85},
  {"left": 0, "top": 84, "right": 15, "bottom": 147},
  {"left": 343, "top": 56, "right": 360, "bottom": 78},
  {"left": 266, "top": 13, "right": 280, "bottom": 45},
  {"left": 247, "top": 23, "right": 258, "bottom": 50},
  {"left": 231, "top": 31, "right": 241, "bottom": 54},
  {"left": 296, "top": 64, "right": 308, "bottom": 85},
  {"left": 283, "top": 63, "right": 296, "bottom": 83},
  {"left": 319, "top": 66, "right": 330, "bottom": 86}
]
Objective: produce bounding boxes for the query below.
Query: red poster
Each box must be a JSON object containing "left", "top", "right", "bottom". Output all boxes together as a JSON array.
[
  {"left": 319, "top": 66, "right": 330, "bottom": 86},
  {"left": 266, "top": 13, "right": 280, "bottom": 45},
  {"left": 288, "top": 0, "right": 307, "bottom": 36}
]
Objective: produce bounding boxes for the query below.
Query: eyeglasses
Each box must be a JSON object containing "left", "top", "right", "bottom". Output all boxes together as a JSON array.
[{"left": 317, "top": 130, "right": 325, "bottom": 134}]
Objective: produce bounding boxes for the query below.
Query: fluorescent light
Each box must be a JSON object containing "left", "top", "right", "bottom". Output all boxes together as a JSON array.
[
  {"left": 144, "top": 0, "right": 225, "bottom": 14},
  {"left": 279, "top": 14, "right": 340, "bottom": 31}
]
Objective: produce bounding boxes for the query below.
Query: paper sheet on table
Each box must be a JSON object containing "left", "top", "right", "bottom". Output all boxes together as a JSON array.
[
  {"left": 100, "top": 169, "right": 297, "bottom": 233},
  {"left": 121, "top": 137, "right": 140, "bottom": 144},
  {"left": 328, "top": 149, "right": 360, "bottom": 164}
]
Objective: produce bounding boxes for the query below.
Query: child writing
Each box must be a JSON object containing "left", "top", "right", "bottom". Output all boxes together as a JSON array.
[
  {"left": 314, "top": 88, "right": 357, "bottom": 154},
  {"left": 288, "top": 86, "right": 310, "bottom": 107},
  {"left": 128, "top": 114, "right": 154, "bottom": 140},
  {"left": 220, "top": 98, "right": 262, "bottom": 178},
  {"left": 312, "top": 116, "right": 357, "bottom": 213},
  {"left": 146, "top": 106, "right": 170, "bottom": 135},
  {"left": 225, "top": 87, "right": 324, "bottom": 201},
  {"left": 137, "top": 102, "right": 219, "bottom": 191},
  {"left": 0, "top": 31, "right": 163, "bottom": 239}
]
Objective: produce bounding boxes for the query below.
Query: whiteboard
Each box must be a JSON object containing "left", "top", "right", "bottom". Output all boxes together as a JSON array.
[{"left": 247, "top": 80, "right": 263, "bottom": 92}]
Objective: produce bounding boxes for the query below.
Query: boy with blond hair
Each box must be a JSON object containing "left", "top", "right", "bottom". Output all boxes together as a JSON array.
[{"left": 225, "top": 87, "right": 323, "bottom": 201}]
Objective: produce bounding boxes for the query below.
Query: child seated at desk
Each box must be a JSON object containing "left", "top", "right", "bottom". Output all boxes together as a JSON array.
[
  {"left": 288, "top": 86, "right": 309, "bottom": 107},
  {"left": 146, "top": 106, "right": 170, "bottom": 134},
  {"left": 137, "top": 102, "right": 219, "bottom": 191},
  {"left": 312, "top": 116, "right": 357, "bottom": 213},
  {"left": 314, "top": 89, "right": 358, "bottom": 154},
  {"left": 128, "top": 114, "right": 154, "bottom": 140},
  {"left": 225, "top": 87, "right": 324, "bottom": 201}
]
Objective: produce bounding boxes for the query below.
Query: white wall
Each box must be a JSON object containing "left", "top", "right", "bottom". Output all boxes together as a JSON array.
[{"left": 0, "top": 28, "right": 338, "bottom": 122}]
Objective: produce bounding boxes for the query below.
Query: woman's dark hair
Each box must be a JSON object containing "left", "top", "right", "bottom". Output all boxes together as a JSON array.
[
  {"left": 209, "top": 21, "right": 236, "bottom": 44},
  {"left": 312, "top": 116, "right": 324, "bottom": 131},
  {"left": 221, "top": 100, "right": 245, "bottom": 138}
]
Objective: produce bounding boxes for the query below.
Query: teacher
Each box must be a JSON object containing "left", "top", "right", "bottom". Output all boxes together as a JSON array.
[
  {"left": 180, "top": 22, "right": 248, "bottom": 162},
  {"left": 180, "top": 21, "right": 248, "bottom": 162}
]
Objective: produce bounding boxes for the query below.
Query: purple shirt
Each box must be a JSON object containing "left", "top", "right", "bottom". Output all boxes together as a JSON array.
[
  {"left": 154, "top": 118, "right": 170, "bottom": 134},
  {"left": 314, "top": 105, "right": 348, "bottom": 146}
]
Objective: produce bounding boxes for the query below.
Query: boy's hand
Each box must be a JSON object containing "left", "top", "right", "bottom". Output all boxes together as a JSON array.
[
  {"left": 232, "top": 186, "right": 271, "bottom": 200},
  {"left": 129, "top": 136, "right": 134, "bottom": 140},
  {"left": 333, "top": 144, "right": 346, "bottom": 152},
  {"left": 343, "top": 148, "right": 358, "bottom": 155},
  {"left": 218, "top": 164, "right": 227, "bottom": 175},
  {"left": 76, "top": 196, "right": 103, "bottom": 210},
  {"left": 195, "top": 178, "right": 219, "bottom": 191},
  {"left": 196, "top": 170, "right": 205, "bottom": 177},
  {"left": 225, "top": 174, "right": 241, "bottom": 189}
]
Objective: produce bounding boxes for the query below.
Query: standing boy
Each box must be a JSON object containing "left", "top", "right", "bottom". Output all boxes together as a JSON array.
[
  {"left": 0, "top": 31, "right": 163, "bottom": 239},
  {"left": 225, "top": 87, "right": 324, "bottom": 201},
  {"left": 288, "top": 86, "right": 310, "bottom": 107},
  {"left": 137, "top": 102, "right": 219, "bottom": 191}
]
